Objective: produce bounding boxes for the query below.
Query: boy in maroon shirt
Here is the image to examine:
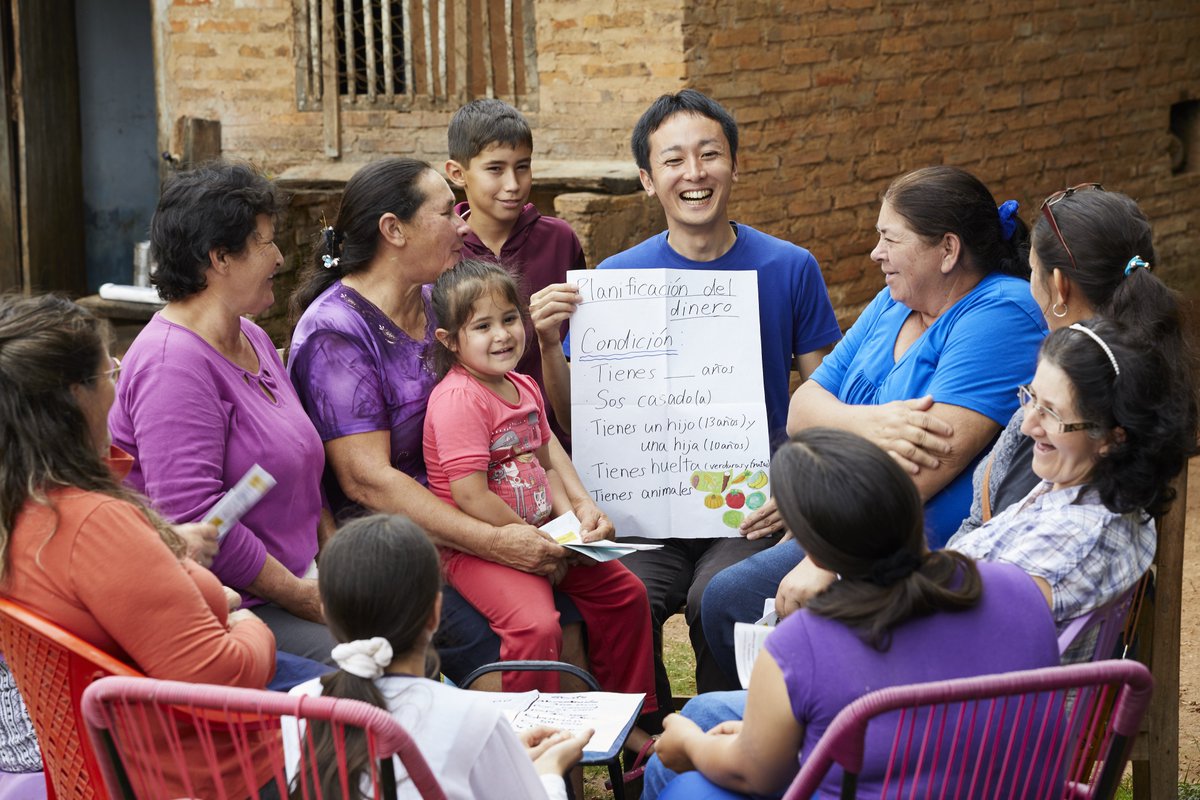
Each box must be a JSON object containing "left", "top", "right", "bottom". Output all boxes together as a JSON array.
[{"left": 445, "top": 99, "right": 586, "bottom": 448}]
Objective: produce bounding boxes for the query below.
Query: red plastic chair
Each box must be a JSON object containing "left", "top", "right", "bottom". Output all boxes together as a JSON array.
[
  {"left": 0, "top": 597, "right": 141, "bottom": 800},
  {"left": 82, "top": 675, "right": 447, "bottom": 800},
  {"left": 780, "top": 660, "right": 1152, "bottom": 800}
]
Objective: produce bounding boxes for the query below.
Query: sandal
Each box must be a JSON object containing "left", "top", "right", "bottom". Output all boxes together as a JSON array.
[{"left": 605, "top": 736, "right": 657, "bottom": 789}]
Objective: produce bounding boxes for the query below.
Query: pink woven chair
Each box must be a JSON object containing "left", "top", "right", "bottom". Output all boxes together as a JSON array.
[
  {"left": 780, "top": 660, "right": 1152, "bottom": 800},
  {"left": 1057, "top": 575, "right": 1147, "bottom": 664},
  {"left": 81, "top": 675, "right": 447, "bottom": 800}
]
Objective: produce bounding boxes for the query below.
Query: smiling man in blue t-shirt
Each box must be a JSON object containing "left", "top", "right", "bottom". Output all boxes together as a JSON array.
[{"left": 529, "top": 90, "right": 841, "bottom": 714}]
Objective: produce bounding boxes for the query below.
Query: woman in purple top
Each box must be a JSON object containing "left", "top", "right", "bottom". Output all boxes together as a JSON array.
[
  {"left": 287, "top": 158, "right": 612, "bottom": 685},
  {"left": 109, "top": 162, "right": 334, "bottom": 663},
  {"left": 648, "top": 429, "right": 1060, "bottom": 799}
]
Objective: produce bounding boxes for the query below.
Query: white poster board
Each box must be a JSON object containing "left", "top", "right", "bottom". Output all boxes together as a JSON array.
[{"left": 568, "top": 268, "right": 772, "bottom": 539}]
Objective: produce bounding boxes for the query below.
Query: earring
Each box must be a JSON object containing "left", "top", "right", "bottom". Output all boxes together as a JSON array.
[{"left": 1051, "top": 302, "right": 1068, "bottom": 318}]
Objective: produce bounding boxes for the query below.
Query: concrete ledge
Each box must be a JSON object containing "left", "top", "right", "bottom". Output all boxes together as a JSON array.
[
  {"left": 276, "top": 159, "right": 641, "bottom": 195},
  {"left": 77, "top": 294, "right": 162, "bottom": 322}
]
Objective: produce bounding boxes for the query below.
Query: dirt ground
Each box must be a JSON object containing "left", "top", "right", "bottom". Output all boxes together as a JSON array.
[{"left": 1176, "top": 457, "right": 1200, "bottom": 776}]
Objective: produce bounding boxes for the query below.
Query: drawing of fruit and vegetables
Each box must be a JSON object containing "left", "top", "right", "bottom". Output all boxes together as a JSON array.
[{"left": 690, "top": 468, "right": 769, "bottom": 527}]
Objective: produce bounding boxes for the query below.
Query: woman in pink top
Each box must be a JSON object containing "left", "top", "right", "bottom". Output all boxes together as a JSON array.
[{"left": 0, "top": 294, "right": 276, "bottom": 798}]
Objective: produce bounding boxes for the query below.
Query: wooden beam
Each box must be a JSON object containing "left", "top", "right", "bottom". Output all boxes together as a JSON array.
[
  {"left": 321, "top": 0, "right": 340, "bottom": 157},
  {"left": 0, "top": 4, "right": 21, "bottom": 292},
  {"left": 1131, "top": 467, "right": 1186, "bottom": 799}
]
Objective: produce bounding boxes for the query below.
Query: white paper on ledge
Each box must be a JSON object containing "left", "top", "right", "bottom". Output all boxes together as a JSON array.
[{"left": 98, "top": 283, "right": 163, "bottom": 304}]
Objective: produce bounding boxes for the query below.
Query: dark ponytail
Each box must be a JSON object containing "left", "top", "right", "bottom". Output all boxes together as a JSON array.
[
  {"left": 1030, "top": 189, "right": 1196, "bottom": 427},
  {"left": 884, "top": 166, "right": 1030, "bottom": 280},
  {"left": 772, "top": 429, "right": 982, "bottom": 651},
  {"left": 291, "top": 514, "right": 441, "bottom": 799},
  {"left": 290, "top": 158, "right": 434, "bottom": 319}
]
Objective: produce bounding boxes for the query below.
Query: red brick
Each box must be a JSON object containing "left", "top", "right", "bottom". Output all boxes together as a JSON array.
[{"left": 156, "top": 0, "right": 1200, "bottom": 335}]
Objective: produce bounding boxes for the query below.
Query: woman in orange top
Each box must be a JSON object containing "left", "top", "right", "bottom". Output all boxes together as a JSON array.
[{"left": 0, "top": 293, "right": 276, "bottom": 798}]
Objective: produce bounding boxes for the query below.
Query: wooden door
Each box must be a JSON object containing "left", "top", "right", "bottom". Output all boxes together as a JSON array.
[
  {"left": 0, "top": 3, "right": 19, "bottom": 292},
  {"left": 10, "top": 0, "right": 84, "bottom": 294}
]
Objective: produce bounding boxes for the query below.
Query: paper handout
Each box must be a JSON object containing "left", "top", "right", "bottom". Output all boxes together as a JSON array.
[
  {"left": 203, "top": 464, "right": 277, "bottom": 542},
  {"left": 475, "top": 690, "right": 645, "bottom": 760},
  {"left": 539, "top": 511, "right": 663, "bottom": 562},
  {"left": 734, "top": 599, "right": 778, "bottom": 689}
]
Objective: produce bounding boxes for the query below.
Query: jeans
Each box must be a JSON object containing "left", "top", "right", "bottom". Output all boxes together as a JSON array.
[
  {"left": 641, "top": 692, "right": 758, "bottom": 800},
  {"left": 700, "top": 540, "right": 804, "bottom": 685},
  {"left": 618, "top": 535, "right": 779, "bottom": 730}
]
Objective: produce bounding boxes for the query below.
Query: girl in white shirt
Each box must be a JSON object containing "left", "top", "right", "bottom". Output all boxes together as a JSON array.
[{"left": 284, "top": 514, "right": 589, "bottom": 799}]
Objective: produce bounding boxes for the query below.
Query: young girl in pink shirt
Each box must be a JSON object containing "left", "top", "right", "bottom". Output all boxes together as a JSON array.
[{"left": 423, "top": 259, "right": 657, "bottom": 712}]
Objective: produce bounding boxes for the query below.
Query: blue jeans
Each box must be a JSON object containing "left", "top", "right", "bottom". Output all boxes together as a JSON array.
[
  {"left": 700, "top": 540, "right": 804, "bottom": 685},
  {"left": 641, "top": 691, "right": 752, "bottom": 800}
]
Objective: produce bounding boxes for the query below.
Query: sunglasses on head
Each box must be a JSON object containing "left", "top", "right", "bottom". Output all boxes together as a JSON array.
[{"left": 1040, "top": 183, "right": 1104, "bottom": 272}]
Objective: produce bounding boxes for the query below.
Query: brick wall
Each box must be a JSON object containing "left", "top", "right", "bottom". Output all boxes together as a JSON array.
[
  {"left": 156, "top": 0, "right": 684, "bottom": 168},
  {"left": 684, "top": 0, "right": 1200, "bottom": 328},
  {"left": 158, "top": 0, "right": 1200, "bottom": 335}
]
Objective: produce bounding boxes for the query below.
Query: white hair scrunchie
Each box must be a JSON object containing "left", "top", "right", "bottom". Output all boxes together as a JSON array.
[{"left": 331, "top": 637, "right": 394, "bottom": 679}]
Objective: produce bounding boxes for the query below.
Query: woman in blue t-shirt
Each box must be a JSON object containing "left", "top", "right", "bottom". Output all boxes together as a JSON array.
[{"left": 702, "top": 166, "right": 1046, "bottom": 685}]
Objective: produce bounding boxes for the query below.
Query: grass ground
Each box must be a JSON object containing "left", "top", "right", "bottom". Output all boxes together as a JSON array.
[{"left": 582, "top": 616, "right": 695, "bottom": 799}]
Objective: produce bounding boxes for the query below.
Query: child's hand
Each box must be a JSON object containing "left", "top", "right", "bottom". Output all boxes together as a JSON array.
[{"left": 530, "top": 728, "right": 592, "bottom": 776}]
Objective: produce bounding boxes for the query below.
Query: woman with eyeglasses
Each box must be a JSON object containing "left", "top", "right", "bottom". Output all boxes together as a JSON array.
[
  {"left": 0, "top": 294, "right": 277, "bottom": 798},
  {"left": 955, "top": 184, "right": 1196, "bottom": 535},
  {"left": 944, "top": 317, "right": 1193, "bottom": 624}
]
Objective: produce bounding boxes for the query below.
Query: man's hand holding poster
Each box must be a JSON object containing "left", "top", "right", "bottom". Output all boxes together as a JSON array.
[{"left": 569, "top": 268, "right": 772, "bottom": 539}]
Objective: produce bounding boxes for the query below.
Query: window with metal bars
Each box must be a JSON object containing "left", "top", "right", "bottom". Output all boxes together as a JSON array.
[{"left": 293, "top": 0, "right": 538, "bottom": 110}]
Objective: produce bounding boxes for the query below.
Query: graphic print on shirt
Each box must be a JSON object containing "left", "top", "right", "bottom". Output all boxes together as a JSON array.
[{"left": 486, "top": 410, "right": 552, "bottom": 525}]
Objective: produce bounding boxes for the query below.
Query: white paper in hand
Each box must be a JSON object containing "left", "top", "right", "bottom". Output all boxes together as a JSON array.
[{"left": 204, "top": 464, "right": 277, "bottom": 541}]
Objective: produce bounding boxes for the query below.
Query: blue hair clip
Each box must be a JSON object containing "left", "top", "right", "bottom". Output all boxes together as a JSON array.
[
  {"left": 1124, "top": 255, "right": 1149, "bottom": 276},
  {"left": 997, "top": 200, "right": 1020, "bottom": 242},
  {"left": 322, "top": 254, "right": 340, "bottom": 270}
]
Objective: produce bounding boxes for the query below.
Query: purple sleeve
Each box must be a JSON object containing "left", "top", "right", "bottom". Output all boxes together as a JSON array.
[
  {"left": 120, "top": 361, "right": 268, "bottom": 589},
  {"left": 763, "top": 612, "right": 819, "bottom": 724},
  {"left": 290, "top": 330, "right": 391, "bottom": 441}
]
